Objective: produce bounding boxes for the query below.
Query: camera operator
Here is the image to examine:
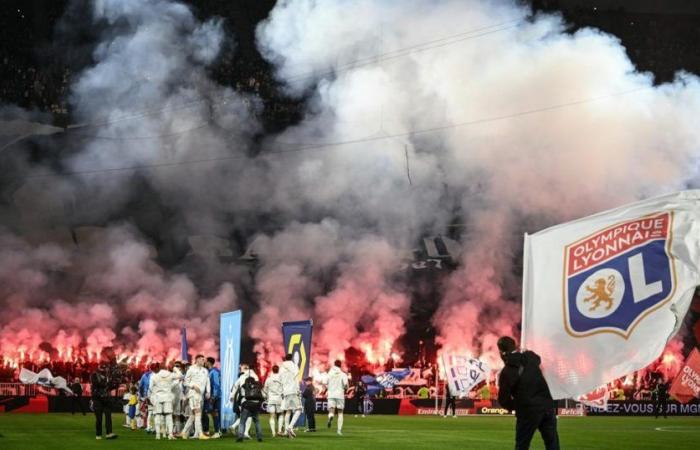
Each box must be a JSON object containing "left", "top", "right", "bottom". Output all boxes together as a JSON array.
[{"left": 91, "top": 354, "right": 122, "bottom": 440}]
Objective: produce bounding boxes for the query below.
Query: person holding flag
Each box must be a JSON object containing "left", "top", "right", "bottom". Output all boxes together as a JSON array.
[{"left": 497, "top": 336, "right": 559, "bottom": 450}]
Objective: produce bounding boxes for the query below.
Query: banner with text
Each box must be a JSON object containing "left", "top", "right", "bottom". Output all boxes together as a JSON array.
[{"left": 669, "top": 348, "right": 700, "bottom": 404}]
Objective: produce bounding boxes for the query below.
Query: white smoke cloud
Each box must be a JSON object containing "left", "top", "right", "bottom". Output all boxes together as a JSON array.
[
  {"left": 256, "top": 0, "right": 700, "bottom": 365},
  {"left": 4, "top": 0, "right": 700, "bottom": 372}
]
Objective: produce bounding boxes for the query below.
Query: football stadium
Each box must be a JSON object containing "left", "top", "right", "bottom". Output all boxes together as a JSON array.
[{"left": 2, "top": 1, "right": 700, "bottom": 449}]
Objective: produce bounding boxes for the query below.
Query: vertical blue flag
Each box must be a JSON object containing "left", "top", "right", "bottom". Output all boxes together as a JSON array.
[
  {"left": 282, "top": 320, "right": 313, "bottom": 382},
  {"left": 180, "top": 326, "right": 188, "bottom": 362},
  {"left": 282, "top": 320, "right": 313, "bottom": 427},
  {"left": 220, "top": 310, "right": 242, "bottom": 430}
]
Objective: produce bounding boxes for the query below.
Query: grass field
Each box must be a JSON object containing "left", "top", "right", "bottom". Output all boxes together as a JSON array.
[{"left": 1, "top": 413, "right": 699, "bottom": 449}]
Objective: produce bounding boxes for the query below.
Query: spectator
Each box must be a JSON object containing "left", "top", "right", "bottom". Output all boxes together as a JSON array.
[{"left": 70, "top": 377, "right": 85, "bottom": 415}]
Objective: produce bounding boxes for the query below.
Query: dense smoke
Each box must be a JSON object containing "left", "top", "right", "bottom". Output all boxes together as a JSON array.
[
  {"left": 256, "top": 0, "right": 700, "bottom": 367},
  {"left": 2, "top": 0, "right": 700, "bottom": 373}
]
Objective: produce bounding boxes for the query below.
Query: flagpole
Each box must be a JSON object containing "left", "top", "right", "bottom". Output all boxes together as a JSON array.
[{"left": 434, "top": 356, "right": 439, "bottom": 415}]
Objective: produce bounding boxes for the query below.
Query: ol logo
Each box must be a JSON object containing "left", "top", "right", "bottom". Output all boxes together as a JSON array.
[
  {"left": 287, "top": 333, "right": 307, "bottom": 382},
  {"left": 563, "top": 212, "right": 677, "bottom": 338}
]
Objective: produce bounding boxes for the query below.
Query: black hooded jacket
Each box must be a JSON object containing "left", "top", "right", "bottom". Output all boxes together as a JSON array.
[{"left": 497, "top": 351, "right": 554, "bottom": 415}]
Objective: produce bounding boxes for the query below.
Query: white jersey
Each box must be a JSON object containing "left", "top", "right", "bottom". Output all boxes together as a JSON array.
[
  {"left": 263, "top": 372, "right": 283, "bottom": 404},
  {"left": 230, "top": 368, "right": 258, "bottom": 402},
  {"left": 184, "top": 365, "right": 210, "bottom": 397},
  {"left": 171, "top": 367, "right": 183, "bottom": 398},
  {"left": 280, "top": 360, "right": 300, "bottom": 396},
  {"left": 149, "top": 370, "right": 176, "bottom": 403},
  {"left": 326, "top": 366, "right": 349, "bottom": 399}
]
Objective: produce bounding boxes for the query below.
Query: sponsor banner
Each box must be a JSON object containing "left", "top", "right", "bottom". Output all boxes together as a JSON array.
[
  {"left": 669, "top": 348, "right": 700, "bottom": 404},
  {"left": 523, "top": 190, "right": 700, "bottom": 399},
  {"left": 220, "top": 310, "right": 242, "bottom": 430},
  {"left": 476, "top": 406, "right": 514, "bottom": 415},
  {"left": 558, "top": 407, "right": 585, "bottom": 416},
  {"left": 585, "top": 400, "right": 700, "bottom": 416},
  {"left": 282, "top": 320, "right": 313, "bottom": 383}
]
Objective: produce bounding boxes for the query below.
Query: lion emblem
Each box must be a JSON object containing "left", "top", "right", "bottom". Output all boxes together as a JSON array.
[{"left": 583, "top": 275, "right": 615, "bottom": 311}]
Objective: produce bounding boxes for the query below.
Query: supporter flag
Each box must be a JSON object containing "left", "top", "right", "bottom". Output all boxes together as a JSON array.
[
  {"left": 576, "top": 385, "right": 609, "bottom": 410},
  {"left": 361, "top": 368, "right": 412, "bottom": 396},
  {"left": 522, "top": 190, "right": 700, "bottom": 399},
  {"left": 220, "top": 310, "right": 242, "bottom": 429},
  {"left": 669, "top": 348, "right": 700, "bottom": 404},
  {"left": 441, "top": 354, "right": 489, "bottom": 397},
  {"left": 282, "top": 320, "right": 313, "bottom": 382},
  {"left": 180, "top": 326, "right": 188, "bottom": 362},
  {"left": 19, "top": 368, "right": 73, "bottom": 395}
]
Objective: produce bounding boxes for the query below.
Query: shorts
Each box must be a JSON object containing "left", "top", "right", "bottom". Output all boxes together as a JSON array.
[
  {"left": 328, "top": 398, "right": 345, "bottom": 410},
  {"left": 128, "top": 405, "right": 136, "bottom": 419},
  {"left": 155, "top": 401, "right": 173, "bottom": 415},
  {"left": 282, "top": 394, "right": 302, "bottom": 411},
  {"left": 266, "top": 403, "right": 281, "bottom": 415},
  {"left": 187, "top": 393, "right": 203, "bottom": 411}
]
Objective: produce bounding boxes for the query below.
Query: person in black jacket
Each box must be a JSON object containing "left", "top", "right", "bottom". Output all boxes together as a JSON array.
[
  {"left": 653, "top": 379, "right": 668, "bottom": 419},
  {"left": 70, "top": 378, "right": 85, "bottom": 415},
  {"left": 90, "top": 364, "right": 118, "bottom": 440},
  {"left": 236, "top": 377, "right": 264, "bottom": 442},
  {"left": 302, "top": 377, "right": 316, "bottom": 432},
  {"left": 443, "top": 384, "right": 456, "bottom": 418},
  {"left": 497, "top": 336, "right": 559, "bottom": 450},
  {"left": 353, "top": 382, "right": 366, "bottom": 417}
]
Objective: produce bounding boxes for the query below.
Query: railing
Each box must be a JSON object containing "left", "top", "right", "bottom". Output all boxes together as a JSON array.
[{"left": 0, "top": 383, "right": 36, "bottom": 396}]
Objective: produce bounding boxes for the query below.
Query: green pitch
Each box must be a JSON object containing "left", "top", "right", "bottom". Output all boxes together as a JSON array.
[{"left": 0, "top": 413, "right": 699, "bottom": 449}]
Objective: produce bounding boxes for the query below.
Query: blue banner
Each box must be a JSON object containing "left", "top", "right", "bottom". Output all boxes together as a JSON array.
[
  {"left": 180, "top": 326, "right": 188, "bottom": 362},
  {"left": 282, "top": 320, "right": 313, "bottom": 427},
  {"left": 282, "top": 320, "right": 313, "bottom": 383},
  {"left": 361, "top": 368, "right": 412, "bottom": 397},
  {"left": 220, "top": 310, "right": 242, "bottom": 430}
]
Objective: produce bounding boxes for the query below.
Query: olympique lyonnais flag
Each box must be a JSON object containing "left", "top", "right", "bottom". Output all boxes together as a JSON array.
[
  {"left": 181, "top": 326, "right": 188, "bottom": 362},
  {"left": 361, "top": 368, "right": 412, "bottom": 397},
  {"left": 522, "top": 190, "right": 700, "bottom": 399},
  {"left": 220, "top": 310, "right": 242, "bottom": 429},
  {"left": 282, "top": 320, "right": 313, "bottom": 382},
  {"left": 669, "top": 348, "right": 700, "bottom": 404},
  {"left": 441, "top": 354, "right": 489, "bottom": 397}
]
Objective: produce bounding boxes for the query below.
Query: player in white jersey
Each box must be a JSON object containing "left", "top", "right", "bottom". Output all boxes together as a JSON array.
[
  {"left": 280, "top": 354, "right": 302, "bottom": 438},
  {"left": 263, "top": 365, "right": 284, "bottom": 437},
  {"left": 180, "top": 355, "right": 211, "bottom": 440},
  {"left": 170, "top": 362, "right": 184, "bottom": 433},
  {"left": 230, "top": 363, "right": 258, "bottom": 439},
  {"left": 325, "top": 360, "right": 349, "bottom": 435},
  {"left": 148, "top": 363, "right": 177, "bottom": 440}
]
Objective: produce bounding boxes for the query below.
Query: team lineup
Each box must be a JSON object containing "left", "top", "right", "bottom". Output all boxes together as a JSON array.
[{"left": 102, "top": 354, "right": 351, "bottom": 441}]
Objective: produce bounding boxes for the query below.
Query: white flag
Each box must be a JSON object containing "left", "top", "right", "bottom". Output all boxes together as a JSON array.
[
  {"left": 522, "top": 190, "right": 700, "bottom": 399},
  {"left": 19, "top": 368, "right": 73, "bottom": 395},
  {"left": 441, "top": 354, "right": 489, "bottom": 397}
]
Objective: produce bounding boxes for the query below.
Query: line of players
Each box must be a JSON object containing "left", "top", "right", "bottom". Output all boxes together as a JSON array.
[{"left": 125, "top": 354, "right": 349, "bottom": 440}]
